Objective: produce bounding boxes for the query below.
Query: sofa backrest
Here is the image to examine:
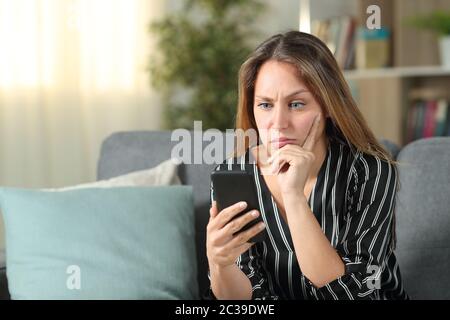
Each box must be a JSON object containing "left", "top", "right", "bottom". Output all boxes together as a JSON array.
[
  {"left": 98, "top": 131, "right": 450, "bottom": 300},
  {"left": 98, "top": 131, "right": 236, "bottom": 296},
  {"left": 394, "top": 137, "right": 450, "bottom": 299}
]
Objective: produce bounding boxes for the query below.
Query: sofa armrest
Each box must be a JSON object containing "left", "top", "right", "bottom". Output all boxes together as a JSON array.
[{"left": 0, "top": 268, "right": 9, "bottom": 300}]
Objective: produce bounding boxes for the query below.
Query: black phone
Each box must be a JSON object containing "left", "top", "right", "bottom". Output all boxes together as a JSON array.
[{"left": 210, "top": 170, "right": 266, "bottom": 243}]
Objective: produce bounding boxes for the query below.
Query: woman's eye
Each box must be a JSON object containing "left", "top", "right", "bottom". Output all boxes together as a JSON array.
[
  {"left": 289, "top": 102, "right": 305, "bottom": 109},
  {"left": 257, "top": 103, "right": 272, "bottom": 110}
]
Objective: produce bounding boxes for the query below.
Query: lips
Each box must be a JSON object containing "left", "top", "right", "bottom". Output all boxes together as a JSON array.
[{"left": 270, "top": 138, "right": 297, "bottom": 148}]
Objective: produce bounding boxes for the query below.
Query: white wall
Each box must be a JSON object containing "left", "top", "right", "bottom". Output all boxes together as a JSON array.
[
  {"left": 256, "top": 0, "right": 358, "bottom": 38},
  {"left": 257, "top": 0, "right": 301, "bottom": 37},
  {"left": 311, "top": 0, "right": 358, "bottom": 20}
]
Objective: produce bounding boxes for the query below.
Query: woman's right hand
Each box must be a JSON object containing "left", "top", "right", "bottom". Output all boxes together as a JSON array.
[{"left": 206, "top": 201, "right": 266, "bottom": 268}]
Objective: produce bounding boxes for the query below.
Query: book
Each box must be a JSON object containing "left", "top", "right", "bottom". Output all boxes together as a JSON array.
[
  {"left": 312, "top": 16, "right": 357, "bottom": 70},
  {"left": 407, "top": 102, "right": 417, "bottom": 143},
  {"left": 356, "top": 27, "right": 391, "bottom": 69},
  {"left": 407, "top": 98, "right": 450, "bottom": 142},
  {"left": 423, "top": 100, "right": 437, "bottom": 138},
  {"left": 434, "top": 99, "right": 448, "bottom": 137},
  {"left": 447, "top": 103, "right": 450, "bottom": 136},
  {"left": 335, "top": 16, "right": 353, "bottom": 68},
  {"left": 414, "top": 101, "right": 425, "bottom": 141}
]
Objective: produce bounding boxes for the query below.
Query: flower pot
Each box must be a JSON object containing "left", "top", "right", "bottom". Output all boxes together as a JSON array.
[{"left": 439, "top": 36, "right": 450, "bottom": 67}]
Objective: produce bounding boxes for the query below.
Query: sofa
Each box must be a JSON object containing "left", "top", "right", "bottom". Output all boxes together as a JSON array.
[{"left": 0, "top": 131, "right": 449, "bottom": 300}]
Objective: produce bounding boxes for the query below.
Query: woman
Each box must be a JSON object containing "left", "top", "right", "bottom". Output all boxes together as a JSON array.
[{"left": 205, "top": 31, "right": 408, "bottom": 300}]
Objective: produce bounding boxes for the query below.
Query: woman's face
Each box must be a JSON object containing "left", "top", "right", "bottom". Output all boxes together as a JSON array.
[{"left": 253, "top": 60, "right": 327, "bottom": 154}]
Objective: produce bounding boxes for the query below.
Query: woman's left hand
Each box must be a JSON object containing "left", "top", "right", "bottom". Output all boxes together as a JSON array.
[{"left": 268, "top": 114, "right": 321, "bottom": 197}]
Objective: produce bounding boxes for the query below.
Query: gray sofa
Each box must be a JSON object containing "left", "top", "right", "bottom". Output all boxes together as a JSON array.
[{"left": 0, "top": 132, "right": 449, "bottom": 300}]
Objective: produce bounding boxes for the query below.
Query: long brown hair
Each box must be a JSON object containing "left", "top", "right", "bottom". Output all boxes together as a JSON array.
[
  {"left": 236, "top": 31, "right": 392, "bottom": 161},
  {"left": 234, "top": 31, "right": 398, "bottom": 248}
]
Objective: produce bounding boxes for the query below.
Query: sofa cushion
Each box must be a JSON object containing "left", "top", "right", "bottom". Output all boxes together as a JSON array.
[
  {"left": 50, "top": 158, "right": 181, "bottom": 191},
  {"left": 97, "top": 131, "right": 236, "bottom": 295},
  {"left": 0, "top": 158, "right": 180, "bottom": 258},
  {"left": 395, "top": 137, "right": 450, "bottom": 299},
  {"left": 0, "top": 186, "right": 198, "bottom": 300}
]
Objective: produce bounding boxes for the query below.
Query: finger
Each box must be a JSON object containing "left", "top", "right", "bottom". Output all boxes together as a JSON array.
[
  {"left": 221, "top": 210, "right": 260, "bottom": 237},
  {"left": 232, "top": 242, "right": 255, "bottom": 258},
  {"left": 273, "top": 149, "right": 306, "bottom": 161},
  {"left": 209, "top": 201, "right": 219, "bottom": 219},
  {"left": 267, "top": 144, "right": 298, "bottom": 164},
  {"left": 275, "top": 150, "right": 313, "bottom": 166},
  {"left": 216, "top": 201, "right": 248, "bottom": 229},
  {"left": 271, "top": 154, "right": 292, "bottom": 174},
  {"left": 302, "top": 114, "right": 321, "bottom": 151},
  {"left": 226, "top": 221, "right": 266, "bottom": 248},
  {"left": 272, "top": 158, "right": 287, "bottom": 175}
]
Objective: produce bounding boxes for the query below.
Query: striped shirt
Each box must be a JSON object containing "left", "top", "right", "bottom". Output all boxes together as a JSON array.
[{"left": 205, "top": 136, "right": 409, "bottom": 300}]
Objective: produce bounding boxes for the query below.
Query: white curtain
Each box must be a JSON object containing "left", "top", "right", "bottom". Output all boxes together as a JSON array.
[{"left": 0, "top": 0, "right": 165, "bottom": 188}]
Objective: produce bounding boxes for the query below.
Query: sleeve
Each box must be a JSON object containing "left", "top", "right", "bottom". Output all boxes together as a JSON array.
[
  {"left": 235, "top": 244, "right": 279, "bottom": 300},
  {"left": 304, "top": 156, "right": 397, "bottom": 300},
  {"left": 204, "top": 242, "right": 278, "bottom": 300},
  {"left": 203, "top": 165, "right": 278, "bottom": 300}
]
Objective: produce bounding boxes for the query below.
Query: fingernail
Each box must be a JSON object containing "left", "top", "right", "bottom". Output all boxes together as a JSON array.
[
  {"left": 260, "top": 223, "right": 266, "bottom": 230},
  {"left": 240, "top": 202, "right": 247, "bottom": 208},
  {"left": 251, "top": 210, "right": 259, "bottom": 217}
]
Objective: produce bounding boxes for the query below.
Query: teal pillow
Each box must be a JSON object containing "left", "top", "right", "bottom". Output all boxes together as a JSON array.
[{"left": 0, "top": 186, "right": 198, "bottom": 300}]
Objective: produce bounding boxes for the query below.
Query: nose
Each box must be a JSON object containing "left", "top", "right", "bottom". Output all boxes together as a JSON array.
[{"left": 271, "top": 104, "right": 289, "bottom": 130}]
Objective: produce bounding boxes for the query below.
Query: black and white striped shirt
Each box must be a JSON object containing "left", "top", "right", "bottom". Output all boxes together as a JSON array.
[{"left": 205, "top": 137, "right": 409, "bottom": 300}]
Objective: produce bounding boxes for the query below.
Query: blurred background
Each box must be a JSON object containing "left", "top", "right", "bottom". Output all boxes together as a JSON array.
[{"left": 1, "top": 0, "right": 449, "bottom": 191}]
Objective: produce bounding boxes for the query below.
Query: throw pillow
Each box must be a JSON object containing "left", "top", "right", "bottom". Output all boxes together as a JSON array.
[{"left": 0, "top": 186, "right": 198, "bottom": 300}]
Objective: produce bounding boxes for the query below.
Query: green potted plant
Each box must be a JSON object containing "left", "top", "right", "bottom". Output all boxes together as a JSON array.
[
  {"left": 407, "top": 10, "right": 450, "bottom": 67},
  {"left": 148, "top": 0, "right": 266, "bottom": 130}
]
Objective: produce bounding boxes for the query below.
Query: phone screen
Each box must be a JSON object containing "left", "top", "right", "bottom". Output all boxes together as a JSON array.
[{"left": 211, "top": 170, "right": 266, "bottom": 243}]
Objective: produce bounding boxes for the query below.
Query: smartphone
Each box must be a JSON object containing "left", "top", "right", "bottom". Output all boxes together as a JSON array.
[{"left": 210, "top": 170, "right": 266, "bottom": 243}]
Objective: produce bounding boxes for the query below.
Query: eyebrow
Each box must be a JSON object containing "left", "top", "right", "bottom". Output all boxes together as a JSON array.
[{"left": 255, "top": 89, "right": 309, "bottom": 101}]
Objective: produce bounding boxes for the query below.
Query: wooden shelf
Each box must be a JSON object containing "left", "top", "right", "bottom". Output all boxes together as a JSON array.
[
  {"left": 311, "top": 0, "right": 450, "bottom": 146},
  {"left": 345, "top": 66, "right": 450, "bottom": 146},
  {"left": 344, "top": 66, "right": 450, "bottom": 80}
]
